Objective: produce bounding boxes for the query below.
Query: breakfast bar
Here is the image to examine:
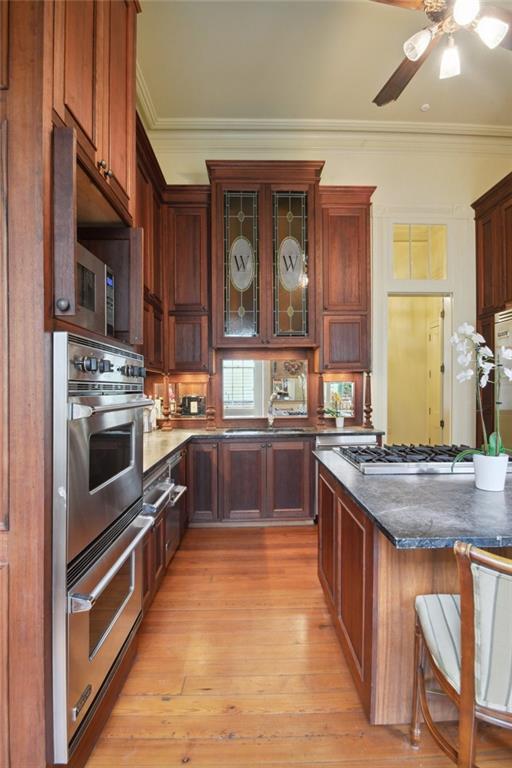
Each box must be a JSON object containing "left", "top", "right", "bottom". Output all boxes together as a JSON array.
[{"left": 314, "top": 449, "right": 512, "bottom": 726}]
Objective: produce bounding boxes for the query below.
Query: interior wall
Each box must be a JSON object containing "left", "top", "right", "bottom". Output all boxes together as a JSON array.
[{"left": 147, "top": 129, "right": 512, "bottom": 442}]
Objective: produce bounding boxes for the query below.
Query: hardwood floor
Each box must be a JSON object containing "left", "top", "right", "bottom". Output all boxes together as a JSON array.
[{"left": 86, "top": 527, "right": 512, "bottom": 767}]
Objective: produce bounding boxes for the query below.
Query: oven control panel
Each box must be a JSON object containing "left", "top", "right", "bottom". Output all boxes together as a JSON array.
[{"left": 66, "top": 334, "right": 146, "bottom": 387}]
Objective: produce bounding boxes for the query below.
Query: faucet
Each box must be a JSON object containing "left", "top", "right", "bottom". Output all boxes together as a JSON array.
[{"left": 267, "top": 391, "right": 278, "bottom": 428}]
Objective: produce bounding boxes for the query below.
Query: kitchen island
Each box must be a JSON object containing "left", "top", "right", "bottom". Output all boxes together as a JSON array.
[{"left": 314, "top": 449, "right": 512, "bottom": 727}]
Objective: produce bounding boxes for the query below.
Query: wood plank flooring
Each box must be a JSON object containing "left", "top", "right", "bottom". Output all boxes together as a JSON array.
[{"left": 86, "top": 527, "right": 512, "bottom": 768}]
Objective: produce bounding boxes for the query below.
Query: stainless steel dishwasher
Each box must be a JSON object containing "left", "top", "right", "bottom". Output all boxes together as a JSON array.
[{"left": 143, "top": 450, "right": 187, "bottom": 565}]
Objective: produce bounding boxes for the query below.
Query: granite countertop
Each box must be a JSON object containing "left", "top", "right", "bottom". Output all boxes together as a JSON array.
[
  {"left": 314, "top": 450, "right": 512, "bottom": 551},
  {"left": 143, "top": 426, "right": 383, "bottom": 475}
]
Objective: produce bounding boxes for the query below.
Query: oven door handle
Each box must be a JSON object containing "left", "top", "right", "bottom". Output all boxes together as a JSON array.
[
  {"left": 169, "top": 485, "right": 187, "bottom": 507},
  {"left": 142, "top": 482, "right": 173, "bottom": 516},
  {"left": 68, "top": 515, "right": 154, "bottom": 614},
  {"left": 70, "top": 399, "right": 154, "bottom": 419}
]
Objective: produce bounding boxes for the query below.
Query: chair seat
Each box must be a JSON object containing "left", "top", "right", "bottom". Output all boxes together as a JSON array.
[{"left": 415, "top": 594, "right": 461, "bottom": 693}]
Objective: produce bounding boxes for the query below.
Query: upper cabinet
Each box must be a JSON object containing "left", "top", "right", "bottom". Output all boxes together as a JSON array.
[
  {"left": 473, "top": 172, "right": 512, "bottom": 318},
  {"left": 319, "top": 187, "right": 375, "bottom": 371},
  {"left": 53, "top": 0, "right": 137, "bottom": 222},
  {"left": 207, "top": 161, "right": 324, "bottom": 348}
]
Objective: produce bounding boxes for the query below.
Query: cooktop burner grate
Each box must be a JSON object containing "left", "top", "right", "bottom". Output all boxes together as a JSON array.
[{"left": 333, "top": 444, "right": 483, "bottom": 474}]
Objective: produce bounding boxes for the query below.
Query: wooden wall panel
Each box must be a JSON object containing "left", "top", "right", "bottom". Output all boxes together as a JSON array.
[
  {"left": 0, "top": 121, "right": 7, "bottom": 531},
  {"left": 0, "top": 1, "right": 8, "bottom": 90},
  {"left": 0, "top": 561, "right": 9, "bottom": 766}
]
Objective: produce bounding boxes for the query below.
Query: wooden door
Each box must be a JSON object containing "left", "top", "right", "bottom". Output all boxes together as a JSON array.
[
  {"left": 187, "top": 442, "right": 218, "bottom": 523},
  {"left": 266, "top": 440, "right": 312, "bottom": 519},
  {"left": 318, "top": 469, "right": 337, "bottom": 605},
  {"left": 136, "top": 160, "right": 154, "bottom": 296},
  {"left": 104, "top": 0, "right": 135, "bottom": 211},
  {"left": 168, "top": 314, "right": 209, "bottom": 372},
  {"left": 427, "top": 312, "right": 444, "bottom": 445},
  {"left": 323, "top": 314, "right": 369, "bottom": 370},
  {"left": 322, "top": 206, "right": 369, "bottom": 313},
  {"left": 168, "top": 206, "right": 208, "bottom": 313},
  {"left": 145, "top": 301, "right": 164, "bottom": 373},
  {"left": 336, "top": 490, "right": 374, "bottom": 715},
  {"left": 220, "top": 441, "right": 267, "bottom": 521},
  {"left": 53, "top": 0, "right": 104, "bottom": 165},
  {"left": 476, "top": 209, "right": 504, "bottom": 315}
]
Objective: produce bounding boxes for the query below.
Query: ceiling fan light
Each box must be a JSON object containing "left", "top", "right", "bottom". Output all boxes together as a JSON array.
[
  {"left": 439, "top": 36, "right": 461, "bottom": 79},
  {"left": 453, "top": 0, "right": 480, "bottom": 26},
  {"left": 476, "top": 16, "right": 509, "bottom": 48},
  {"left": 403, "top": 28, "right": 433, "bottom": 61}
]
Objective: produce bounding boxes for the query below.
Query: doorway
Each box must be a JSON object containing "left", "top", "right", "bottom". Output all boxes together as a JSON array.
[{"left": 387, "top": 295, "right": 451, "bottom": 445}]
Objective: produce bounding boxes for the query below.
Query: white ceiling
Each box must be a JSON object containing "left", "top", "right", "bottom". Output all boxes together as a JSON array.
[{"left": 137, "top": 0, "right": 512, "bottom": 134}]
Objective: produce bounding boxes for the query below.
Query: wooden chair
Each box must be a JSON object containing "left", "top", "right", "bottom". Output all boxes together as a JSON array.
[{"left": 410, "top": 541, "right": 512, "bottom": 767}]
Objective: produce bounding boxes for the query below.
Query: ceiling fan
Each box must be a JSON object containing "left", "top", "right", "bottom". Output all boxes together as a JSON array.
[{"left": 372, "top": 0, "right": 512, "bottom": 105}]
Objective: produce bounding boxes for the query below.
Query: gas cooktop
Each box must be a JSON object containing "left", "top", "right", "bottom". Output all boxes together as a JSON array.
[{"left": 334, "top": 444, "right": 488, "bottom": 474}]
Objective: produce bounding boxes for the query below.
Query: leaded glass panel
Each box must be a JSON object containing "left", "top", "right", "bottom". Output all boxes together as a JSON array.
[
  {"left": 224, "top": 192, "right": 259, "bottom": 337},
  {"left": 273, "top": 191, "right": 308, "bottom": 336}
]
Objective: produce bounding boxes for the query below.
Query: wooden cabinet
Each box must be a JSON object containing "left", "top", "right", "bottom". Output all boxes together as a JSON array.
[
  {"left": 319, "top": 188, "right": 375, "bottom": 371},
  {"left": 318, "top": 466, "right": 374, "bottom": 717},
  {"left": 187, "top": 441, "right": 218, "bottom": 523},
  {"left": 207, "top": 161, "right": 324, "bottom": 348},
  {"left": 165, "top": 186, "right": 210, "bottom": 373},
  {"left": 220, "top": 441, "right": 267, "bottom": 521},
  {"left": 53, "top": 0, "right": 137, "bottom": 220},
  {"left": 219, "top": 438, "right": 314, "bottom": 522}
]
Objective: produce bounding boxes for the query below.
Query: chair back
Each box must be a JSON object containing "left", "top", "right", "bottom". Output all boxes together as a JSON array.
[{"left": 455, "top": 542, "right": 512, "bottom": 714}]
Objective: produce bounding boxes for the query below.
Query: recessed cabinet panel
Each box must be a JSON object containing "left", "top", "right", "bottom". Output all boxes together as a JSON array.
[
  {"left": 503, "top": 199, "right": 512, "bottom": 306},
  {"left": 273, "top": 191, "right": 308, "bottom": 337},
  {"left": 322, "top": 208, "right": 368, "bottom": 312},
  {"left": 220, "top": 442, "right": 266, "bottom": 520},
  {"left": 338, "top": 497, "right": 367, "bottom": 672},
  {"left": 169, "top": 207, "right": 208, "bottom": 312},
  {"left": 267, "top": 440, "right": 311, "bottom": 519},
  {"left": 224, "top": 191, "right": 259, "bottom": 337},
  {"left": 323, "top": 315, "right": 368, "bottom": 370},
  {"left": 318, "top": 471, "right": 336, "bottom": 604},
  {"left": 169, "top": 315, "right": 209, "bottom": 372},
  {"left": 477, "top": 211, "right": 503, "bottom": 315},
  {"left": 188, "top": 442, "right": 218, "bottom": 523}
]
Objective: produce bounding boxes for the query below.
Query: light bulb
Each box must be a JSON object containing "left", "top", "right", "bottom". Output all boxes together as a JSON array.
[
  {"left": 403, "top": 28, "right": 433, "bottom": 61},
  {"left": 476, "top": 16, "right": 509, "bottom": 48},
  {"left": 453, "top": 0, "right": 480, "bottom": 26},
  {"left": 439, "top": 36, "right": 461, "bottom": 79}
]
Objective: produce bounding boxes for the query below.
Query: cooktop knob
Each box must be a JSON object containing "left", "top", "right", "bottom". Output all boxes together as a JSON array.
[
  {"left": 119, "top": 364, "right": 135, "bottom": 377},
  {"left": 99, "top": 359, "right": 113, "bottom": 374},
  {"left": 137, "top": 366, "right": 147, "bottom": 378},
  {"left": 75, "top": 356, "right": 98, "bottom": 373}
]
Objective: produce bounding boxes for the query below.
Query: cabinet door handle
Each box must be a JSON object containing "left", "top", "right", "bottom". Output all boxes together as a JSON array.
[
  {"left": 56, "top": 297, "right": 70, "bottom": 312},
  {"left": 97, "top": 159, "right": 107, "bottom": 170},
  {"left": 106, "top": 168, "right": 113, "bottom": 178}
]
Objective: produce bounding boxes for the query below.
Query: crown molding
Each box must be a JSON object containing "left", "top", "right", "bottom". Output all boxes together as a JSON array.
[
  {"left": 147, "top": 116, "right": 512, "bottom": 139},
  {"left": 136, "top": 62, "right": 158, "bottom": 131}
]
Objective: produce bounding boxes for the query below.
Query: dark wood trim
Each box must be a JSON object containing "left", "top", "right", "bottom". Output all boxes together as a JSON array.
[
  {"left": 472, "top": 171, "right": 512, "bottom": 216},
  {"left": 163, "top": 184, "right": 210, "bottom": 206},
  {"left": 0, "top": 120, "right": 7, "bottom": 531},
  {"left": 53, "top": 126, "right": 77, "bottom": 317},
  {"left": 135, "top": 112, "right": 166, "bottom": 194},
  {"left": 206, "top": 159, "right": 325, "bottom": 184},
  {"left": 319, "top": 186, "right": 376, "bottom": 207},
  {"left": 0, "top": 562, "right": 8, "bottom": 767},
  {"left": 0, "top": 1, "right": 8, "bottom": 90}
]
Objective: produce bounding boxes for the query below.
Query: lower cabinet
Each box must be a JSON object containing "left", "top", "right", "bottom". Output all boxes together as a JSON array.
[
  {"left": 142, "top": 507, "right": 166, "bottom": 613},
  {"left": 187, "top": 441, "right": 218, "bottom": 523},
  {"left": 318, "top": 466, "right": 374, "bottom": 716},
  {"left": 219, "top": 438, "right": 314, "bottom": 522}
]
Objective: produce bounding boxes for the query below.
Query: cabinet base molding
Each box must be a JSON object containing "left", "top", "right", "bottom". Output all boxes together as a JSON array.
[{"left": 189, "top": 519, "right": 314, "bottom": 529}]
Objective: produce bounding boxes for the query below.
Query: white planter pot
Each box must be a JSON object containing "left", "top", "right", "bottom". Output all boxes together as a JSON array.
[
  {"left": 473, "top": 453, "right": 509, "bottom": 491},
  {"left": 335, "top": 416, "right": 344, "bottom": 428}
]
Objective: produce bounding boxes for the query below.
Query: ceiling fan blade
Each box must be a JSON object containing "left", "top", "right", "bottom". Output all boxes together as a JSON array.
[
  {"left": 483, "top": 6, "right": 512, "bottom": 50},
  {"left": 370, "top": 0, "right": 425, "bottom": 9},
  {"left": 373, "top": 36, "right": 440, "bottom": 106}
]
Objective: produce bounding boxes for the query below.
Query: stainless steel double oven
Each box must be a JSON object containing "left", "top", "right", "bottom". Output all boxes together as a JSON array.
[{"left": 52, "top": 333, "right": 153, "bottom": 764}]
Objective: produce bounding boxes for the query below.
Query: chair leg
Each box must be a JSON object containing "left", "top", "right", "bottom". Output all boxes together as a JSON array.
[
  {"left": 457, "top": 704, "right": 476, "bottom": 768},
  {"left": 410, "top": 615, "right": 422, "bottom": 748}
]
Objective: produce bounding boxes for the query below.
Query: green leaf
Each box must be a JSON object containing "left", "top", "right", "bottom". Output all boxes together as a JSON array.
[
  {"left": 488, "top": 432, "right": 504, "bottom": 456},
  {"left": 451, "top": 448, "right": 483, "bottom": 472}
]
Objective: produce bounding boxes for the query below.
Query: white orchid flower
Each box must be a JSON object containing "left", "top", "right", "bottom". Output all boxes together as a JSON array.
[
  {"left": 480, "top": 373, "right": 489, "bottom": 387},
  {"left": 456, "top": 369, "right": 474, "bottom": 382},
  {"left": 471, "top": 332, "right": 485, "bottom": 344},
  {"left": 503, "top": 368, "right": 512, "bottom": 381},
  {"left": 478, "top": 345, "right": 493, "bottom": 359},
  {"left": 500, "top": 347, "right": 512, "bottom": 360},
  {"left": 458, "top": 322, "right": 475, "bottom": 336},
  {"left": 481, "top": 361, "right": 494, "bottom": 375},
  {"left": 456, "top": 339, "right": 469, "bottom": 353},
  {"left": 450, "top": 332, "right": 460, "bottom": 345},
  {"left": 457, "top": 352, "right": 472, "bottom": 367}
]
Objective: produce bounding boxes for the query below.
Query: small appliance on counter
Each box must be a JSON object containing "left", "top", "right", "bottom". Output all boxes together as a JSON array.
[{"left": 180, "top": 394, "right": 206, "bottom": 416}]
